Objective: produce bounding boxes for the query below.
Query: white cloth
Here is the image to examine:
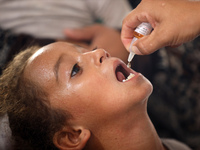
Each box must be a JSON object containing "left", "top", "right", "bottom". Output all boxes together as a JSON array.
[
  {"left": 0, "top": 114, "right": 13, "bottom": 150},
  {"left": 162, "top": 138, "right": 192, "bottom": 150},
  {"left": 0, "top": 0, "right": 132, "bottom": 39}
]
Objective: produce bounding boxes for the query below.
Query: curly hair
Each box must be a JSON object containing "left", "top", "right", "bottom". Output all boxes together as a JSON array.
[{"left": 0, "top": 46, "right": 71, "bottom": 150}]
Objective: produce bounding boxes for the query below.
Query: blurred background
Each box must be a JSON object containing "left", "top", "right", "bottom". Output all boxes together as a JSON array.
[{"left": 0, "top": 0, "right": 200, "bottom": 149}]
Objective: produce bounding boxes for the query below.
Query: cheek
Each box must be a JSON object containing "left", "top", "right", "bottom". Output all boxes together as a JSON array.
[
  {"left": 66, "top": 76, "right": 116, "bottom": 122},
  {"left": 57, "top": 73, "right": 152, "bottom": 126},
  {"left": 71, "top": 75, "right": 151, "bottom": 116}
]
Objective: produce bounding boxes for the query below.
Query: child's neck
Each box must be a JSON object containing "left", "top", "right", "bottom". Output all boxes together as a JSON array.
[
  {"left": 125, "top": 116, "right": 166, "bottom": 150},
  {"left": 86, "top": 112, "right": 166, "bottom": 150}
]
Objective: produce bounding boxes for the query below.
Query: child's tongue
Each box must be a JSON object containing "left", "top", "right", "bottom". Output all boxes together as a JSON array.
[{"left": 116, "top": 71, "right": 125, "bottom": 82}]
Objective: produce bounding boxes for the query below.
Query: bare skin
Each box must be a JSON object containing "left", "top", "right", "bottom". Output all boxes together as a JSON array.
[{"left": 24, "top": 42, "right": 166, "bottom": 150}]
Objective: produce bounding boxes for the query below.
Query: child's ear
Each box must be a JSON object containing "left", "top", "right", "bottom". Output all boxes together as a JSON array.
[{"left": 53, "top": 126, "right": 91, "bottom": 150}]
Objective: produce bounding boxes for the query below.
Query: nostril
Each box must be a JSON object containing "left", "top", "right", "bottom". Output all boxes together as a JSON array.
[
  {"left": 106, "top": 53, "right": 110, "bottom": 58},
  {"left": 100, "top": 52, "right": 110, "bottom": 63},
  {"left": 100, "top": 56, "right": 103, "bottom": 63}
]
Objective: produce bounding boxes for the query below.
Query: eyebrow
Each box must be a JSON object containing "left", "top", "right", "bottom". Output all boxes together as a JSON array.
[{"left": 54, "top": 54, "right": 64, "bottom": 82}]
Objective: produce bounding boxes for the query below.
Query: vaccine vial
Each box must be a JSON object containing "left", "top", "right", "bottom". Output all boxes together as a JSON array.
[
  {"left": 133, "top": 22, "right": 152, "bottom": 39},
  {"left": 127, "top": 22, "right": 152, "bottom": 68}
]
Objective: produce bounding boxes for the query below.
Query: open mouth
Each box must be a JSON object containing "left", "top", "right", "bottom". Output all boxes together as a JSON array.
[{"left": 115, "top": 64, "right": 135, "bottom": 82}]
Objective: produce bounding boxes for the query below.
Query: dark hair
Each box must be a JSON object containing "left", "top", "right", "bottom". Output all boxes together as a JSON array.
[{"left": 0, "top": 46, "right": 71, "bottom": 149}]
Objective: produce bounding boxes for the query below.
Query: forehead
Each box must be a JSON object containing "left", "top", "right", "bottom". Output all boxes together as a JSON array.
[
  {"left": 30, "top": 42, "right": 86, "bottom": 61},
  {"left": 27, "top": 42, "right": 88, "bottom": 68}
]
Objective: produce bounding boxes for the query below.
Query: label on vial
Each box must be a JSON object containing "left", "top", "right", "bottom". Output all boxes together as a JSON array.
[{"left": 135, "top": 23, "right": 152, "bottom": 36}]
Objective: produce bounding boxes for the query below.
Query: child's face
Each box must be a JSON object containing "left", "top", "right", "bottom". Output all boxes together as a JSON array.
[{"left": 24, "top": 42, "right": 152, "bottom": 130}]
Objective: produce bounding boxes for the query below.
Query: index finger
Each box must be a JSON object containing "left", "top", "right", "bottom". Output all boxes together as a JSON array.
[{"left": 121, "top": 13, "right": 142, "bottom": 50}]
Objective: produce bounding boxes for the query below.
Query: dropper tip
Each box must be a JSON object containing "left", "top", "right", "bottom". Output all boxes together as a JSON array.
[{"left": 127, "top": 62, "right": 131, "bottom": 68}]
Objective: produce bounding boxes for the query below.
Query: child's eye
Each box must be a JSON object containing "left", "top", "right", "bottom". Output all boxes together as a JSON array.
[{"left": 71, "top": 64, "right": 80, "bottom": 77}]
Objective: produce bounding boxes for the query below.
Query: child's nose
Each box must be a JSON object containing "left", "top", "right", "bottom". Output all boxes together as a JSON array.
[{"left": 93, "top": 49, "right": 110, "bottom": 65}]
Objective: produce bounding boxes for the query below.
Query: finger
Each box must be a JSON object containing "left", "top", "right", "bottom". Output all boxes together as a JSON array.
[
  {"left": 121, "top": 12, "right": 156, "bottom": 51},
  {"left": 121, "top": 12, "right": 142, "bottom": 50},
  {"left": 132, "top": 29, "right": 168, "bottom": 55}
]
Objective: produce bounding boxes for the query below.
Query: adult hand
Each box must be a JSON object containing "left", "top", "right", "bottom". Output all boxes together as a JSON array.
[
  {"left": 64, "top": 24, "right": 129, "bottom": 63},
  {"left": 121, "top": 0, "right": 200, "bottom": 55}
]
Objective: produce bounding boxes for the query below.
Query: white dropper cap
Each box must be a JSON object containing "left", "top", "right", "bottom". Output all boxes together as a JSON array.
[
  {"left": 128, "top": 51, "right": 135, "bottom": 63},
  {"left": 127, "top": 37, "right": 137, "bottom": 67}
]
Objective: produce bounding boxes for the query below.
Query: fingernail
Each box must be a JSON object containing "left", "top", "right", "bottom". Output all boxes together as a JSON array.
[{"left": 131, "top": 46, "right": 142, "bottom": 55}]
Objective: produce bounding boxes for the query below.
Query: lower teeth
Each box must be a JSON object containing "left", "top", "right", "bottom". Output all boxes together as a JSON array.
[{"left": 122, "top": 73, "right": 135, "bottom": 82}]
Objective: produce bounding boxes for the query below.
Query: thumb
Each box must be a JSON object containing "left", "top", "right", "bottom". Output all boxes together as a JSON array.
[
  {"left": 132, "top": 29, "right": 167, "bottom": 55},
  {"left": 64, "top": 26, "right": 95, "bottom": 41}
]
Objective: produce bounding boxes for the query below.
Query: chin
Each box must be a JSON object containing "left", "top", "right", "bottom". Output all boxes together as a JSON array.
[
  {"left": 146, "top": 80, "right": 153, "bottom": 97},
  {"left": 136, "top": 75, "right": 153, "bottom": 102},
  {"left": 143, "top": 78, "right": 153, "bottom": 102}
]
